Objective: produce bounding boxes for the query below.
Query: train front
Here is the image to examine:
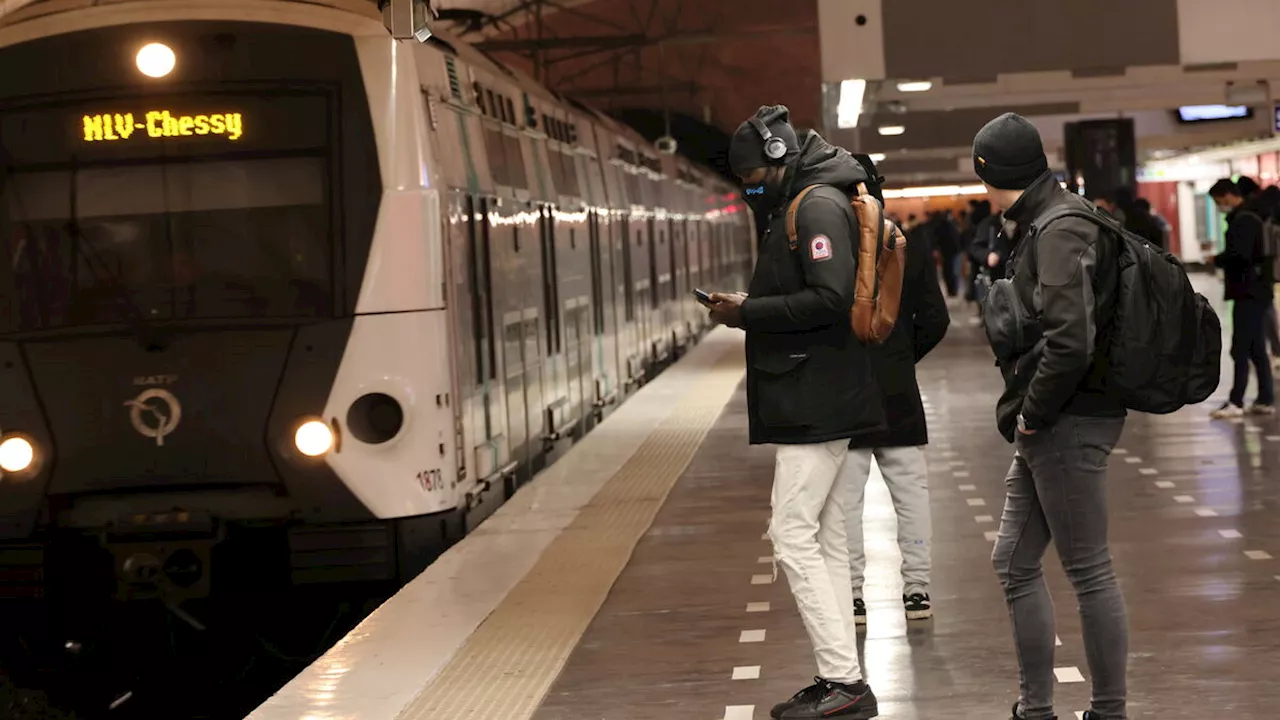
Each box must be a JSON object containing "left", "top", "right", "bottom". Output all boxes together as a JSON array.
[{"left": 0, "top": 11, "right": 398, "bottom": 606}]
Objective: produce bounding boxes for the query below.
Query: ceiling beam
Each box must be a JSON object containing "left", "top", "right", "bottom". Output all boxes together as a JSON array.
[
  {"left": 569, "top": 82, "right": 701, "bottom": 98},
  {"left": 477, "top": 24, "right": 815, "bottom": 53}
]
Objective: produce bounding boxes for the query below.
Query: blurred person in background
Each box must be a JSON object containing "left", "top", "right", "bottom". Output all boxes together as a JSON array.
[{"left": 1207, "top": 178, "right": 1275, "bottom": 418}]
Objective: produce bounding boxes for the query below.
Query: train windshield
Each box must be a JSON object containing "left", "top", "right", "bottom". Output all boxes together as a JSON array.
[{"left": 0, "top": 92, "right": 335, "bottom": 333}]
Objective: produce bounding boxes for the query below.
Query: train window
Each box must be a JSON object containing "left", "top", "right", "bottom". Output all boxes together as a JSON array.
[
  {"left": 512, "top": 225, "right": 520, "bottom": 253},
  {"left": 503, "top": 319, "right": 523, "bottom": 373},
  {"left": 546, "top": 145, "right": 565, "bottom": 197},
  {"left": 504, "top": 97, "right": 516, "bottom": 126},
  {"left": 569, "top": 227, "right": 576, "bottom": 250},
  {"left": 502, "top": 132, "right": 528, "bottom": 190},
  {"left": 482, "top": 125, "right": 510, "bottom": 187},
  {"left": 559, "top": 151, "right": 580, "bottom": 198},
  {"left": 485, "top": 89, "right": 496, "bottom": 118},
  {"left": 1, "top": 156, "right": 332, "bottom": 331}
]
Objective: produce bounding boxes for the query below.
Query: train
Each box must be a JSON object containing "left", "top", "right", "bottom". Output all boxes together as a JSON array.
[{"left": 0, "top": 0, "right": 753, "bottom": 609}]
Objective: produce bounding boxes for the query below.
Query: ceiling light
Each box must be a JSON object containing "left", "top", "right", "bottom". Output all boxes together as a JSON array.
[
  {"left": 136, "top": 42, "right": 175, "bottom": 78},
  {"left": 868, "top": 153, "right": 886, "bottom": 163},
  {"left": 882, "top": 184, "right": 985, "bottom": 199},
  {"left": 837, "top": 79, "right": 866, "bottom": 129},
  {"left": 896, "top": 81, "right": 933, "bottom": 93},
  {"left": 878, "top": 125, "right": 905, "bottom": 136}
]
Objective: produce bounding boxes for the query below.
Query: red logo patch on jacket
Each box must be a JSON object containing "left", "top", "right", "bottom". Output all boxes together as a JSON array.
[{"left": 809, "top": 235, "right": 832, "bottom": 261}]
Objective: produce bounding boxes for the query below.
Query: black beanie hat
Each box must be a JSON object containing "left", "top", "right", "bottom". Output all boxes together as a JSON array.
[
  {"left": 728, "top": 105, "right": 801, "bottom": 174},
  {"left": 972, "top": 112, "right": 1049, "bottom": 190}
]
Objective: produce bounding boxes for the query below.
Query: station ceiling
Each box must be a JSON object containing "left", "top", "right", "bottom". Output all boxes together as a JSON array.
[{"left": 435, "top": 0, "right": 823, "bottom": 134}]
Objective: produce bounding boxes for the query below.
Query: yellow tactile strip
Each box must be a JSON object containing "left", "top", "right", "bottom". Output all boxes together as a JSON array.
[{"left": 397, "top": 349, "right": 745, "bottom": 720}]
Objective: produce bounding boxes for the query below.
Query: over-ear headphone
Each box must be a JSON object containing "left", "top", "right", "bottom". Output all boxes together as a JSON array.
[{"left": 749, "top": 115, "right": 789, "bottom": 163}]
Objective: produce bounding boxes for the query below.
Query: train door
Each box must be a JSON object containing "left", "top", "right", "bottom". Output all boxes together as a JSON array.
[
  {"left": 537, "top": 206, "right": 568, "bottom": 452},
  {"left": 451, "top": 194, "right": 509, "bottom": 491},
  {"left": 645, "top": 216, "right": 666, "bottom": 367},
  {"left": 491, "top": 201, "right": 537, "bottom": 484},
  {"left": 669, "top": 218, "right": 689, "bottom": 352},
  {"left": 623, "top": 216, "right": 647, "bottom": 389},
  {"left": 586, "top": 209, "right": 620, "bottom": 424}
]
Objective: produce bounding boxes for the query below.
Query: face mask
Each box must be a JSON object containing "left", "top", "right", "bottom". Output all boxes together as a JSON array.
[{"left": 741, "top": 179, "right": 782, "bottom": 212}]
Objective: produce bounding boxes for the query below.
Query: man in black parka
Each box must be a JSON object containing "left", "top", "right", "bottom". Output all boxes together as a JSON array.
[
  {"left": 708, "top": 104, "right": 885, "bottom": 720},
  {"left": 841, "top": 196, "right": 950, "bottom": 626}
]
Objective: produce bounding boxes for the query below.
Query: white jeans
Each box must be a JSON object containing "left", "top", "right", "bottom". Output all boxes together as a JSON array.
[
  {"left": 769, "top": 439, "right": 862, "bottom": 684},
  {"left": 843, "top": 446, "right": 932, "bottom": 596}
]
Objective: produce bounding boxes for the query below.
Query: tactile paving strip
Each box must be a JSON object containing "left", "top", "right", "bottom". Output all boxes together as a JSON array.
[{"left": 396, "top": 348, "right": 745, "bottom": 720}]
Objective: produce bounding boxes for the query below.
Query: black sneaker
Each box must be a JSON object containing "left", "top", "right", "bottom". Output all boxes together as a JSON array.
[
  {"left": 903, "top": 592, "right": 932, "bottom": 620},
  {"left": 853, "top": 597, "right": 867, "bottom": 626},
  {"left": 1010, "top": 701, "right": 1057, "bottom": 720},
  {"left": 771, "top": 677, "right": 878, "bottom": 719}
]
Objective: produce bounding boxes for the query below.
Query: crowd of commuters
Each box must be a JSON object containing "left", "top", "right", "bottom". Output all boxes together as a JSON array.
[{"left": 704, "top": 102, "right": 1256, "bottom": 719}]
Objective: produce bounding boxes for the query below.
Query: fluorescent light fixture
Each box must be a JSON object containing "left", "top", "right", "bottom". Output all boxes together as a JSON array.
[
  {"left": 836, "top": 79, "right": 866, "bottom": 129},
  {"left": 1176, "top": 105, "right": 1250, "bottom": 122},
  {"left": 882, "top": 184, "right": 986, "bottom": 199},
  {"left": 868, "top": 153, "right": 886, "bottom": 163},
  {"left": 896, "top": 80, "right": 932, "bottom": 93},
  {"left": 878, "top": 125, "right": 905, "bottom": 136}
]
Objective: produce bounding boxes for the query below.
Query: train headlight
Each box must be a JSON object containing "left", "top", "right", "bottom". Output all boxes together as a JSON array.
[
  {"left": 0, "top": 436, "right": 35, "bottom": 474},
  {"left": 136, "top": 42, "right": 176, "bottom": 78},
  {"left": 294, "top": 421, "right": 334, "bottom": 457}
]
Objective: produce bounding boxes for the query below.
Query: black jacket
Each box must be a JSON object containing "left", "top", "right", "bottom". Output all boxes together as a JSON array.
[
  {"left": 739, "top": 132, "right": 886, "bottom": 445},
  {"left": 849, "top": 219, "right": 950, "bottom": 449},
  {"left": 1214, "top": 199, "right": 1275, "bottom": 301},
  {"left": 993, "top": 172, "right": 1125, "bottom": 442}
]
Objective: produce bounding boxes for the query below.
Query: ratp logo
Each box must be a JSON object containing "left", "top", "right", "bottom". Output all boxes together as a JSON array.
[{"left": 125, "top": 388, "right": 182, "bottom": 447}]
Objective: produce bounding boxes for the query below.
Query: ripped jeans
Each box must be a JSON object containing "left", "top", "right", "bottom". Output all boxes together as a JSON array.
[{"left": 769, "top": 439, "right": 861, "bottom": 684}]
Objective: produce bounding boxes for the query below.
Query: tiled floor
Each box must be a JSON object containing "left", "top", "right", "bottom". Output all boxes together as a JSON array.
[{"left": 533, "top": 296, "right": 1280, "bottom": 720}]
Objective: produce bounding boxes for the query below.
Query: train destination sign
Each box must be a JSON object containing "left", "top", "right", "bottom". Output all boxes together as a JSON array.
[{"left": 82, "top": 110, "right": 244, "bottom": 142}]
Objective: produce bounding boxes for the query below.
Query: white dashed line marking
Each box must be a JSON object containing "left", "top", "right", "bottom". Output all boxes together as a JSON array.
[
  {"left": 967, "top": 498, "right": 986, "bottom": 506},
  {"left": 739, "top": 629, "right": 766, "bottom": 643},
  {"left": 751, "top": 574, "right": 772, "bottom": 585},
  {"left": 958, "top": 484, "right": 977, "bottom": 492},
  {"left": 953, "top": 471, "right": 971, "bottom": 478},
  {"left": 725, "top": 705, "right": 755, "bottom": 720},
  {"left": 1139, "top": 468, "right": 1158, "bottom": 475},
  {"left": 1265, "top": 435, "right": 1280, "bottom": 442},
  {"left": 1054, "top": 666, "right": 1086, "bottom": 683},
  {"left": 1195, "top": 508, "right": 1219, "bottom": 517},
  {"left": 975, "top": 515, "right": 995, "bottom": 523},
  {"left": 732, "top": 666, "right": 761, "bottom": 680},
  {"left": 746, "top": 602, "right": 770, "bottom": 613},
  {"left": 1218, "top": 529, "right": 1243, "bottom": 539},
  {"left": 1113, "top": 448, "right": 1128, "bottom": 455},
  {"left": 984, "top": 530, "right": 999, "bottom": 541},
  {"left": 1124, "top": 457, "right": 1142, "bottom": 464},
  {"left": 1245, "top": 550, "right": 1274, "bottom": 560},
  {"left": 1172, "top": 495, "right": 1195, "bottom": 504},
  {"left": 757, "top": 556, "right": 772, "bottom": 564},
  {"left": 1154, "top": 480, "right": 1175, "bottom": 489}
]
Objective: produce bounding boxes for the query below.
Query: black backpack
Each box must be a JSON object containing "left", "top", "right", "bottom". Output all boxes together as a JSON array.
[{"left": 1029, "top": 205, "right": 1222, "bottom": 414}]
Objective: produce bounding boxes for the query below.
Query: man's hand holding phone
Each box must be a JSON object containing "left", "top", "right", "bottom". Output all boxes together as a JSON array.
[{"left": 707, "top": 291, "right": 748, "bottom": 329}]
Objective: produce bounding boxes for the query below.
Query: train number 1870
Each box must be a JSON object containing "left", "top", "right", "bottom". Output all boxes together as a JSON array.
[{"left": 417, "top": 468, "right": 445, "bottom": 492}]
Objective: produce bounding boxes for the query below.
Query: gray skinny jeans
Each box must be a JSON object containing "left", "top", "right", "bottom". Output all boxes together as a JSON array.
[{"left": 992, "top": 414, "right": 1128, "bottom": 720}]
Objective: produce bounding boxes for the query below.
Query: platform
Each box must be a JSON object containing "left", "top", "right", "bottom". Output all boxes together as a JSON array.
[{"left": 250, "top": 283, "right": 1280, "bottom": 720}]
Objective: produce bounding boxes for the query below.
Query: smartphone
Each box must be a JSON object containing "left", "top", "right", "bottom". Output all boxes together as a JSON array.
[{"left": 693, "top": 288, "right": 714, "bottom": 306}]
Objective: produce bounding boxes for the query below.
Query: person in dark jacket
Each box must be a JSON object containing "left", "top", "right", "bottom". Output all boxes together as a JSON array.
[
  {"left": 1207, "top": 178, "right": 1276, "bottom": 418},
  {"left": 972, "top": 113, "right": 1129, "bottom": 720},
  {"left": 710, "top": 104, "right": 883, "bottom": 720},
  {"left": 842, "top": 191, "right": 950, "bottom": 625}
]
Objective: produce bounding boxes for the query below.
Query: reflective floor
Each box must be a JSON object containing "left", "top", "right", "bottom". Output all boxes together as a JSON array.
[{"left": 532, "top": 292, "right": 1280, "bottom": 720}]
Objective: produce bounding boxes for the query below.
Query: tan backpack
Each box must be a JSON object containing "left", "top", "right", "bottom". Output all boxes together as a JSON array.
[{"left": 785, "top": 182, "right": 907, "bottom": 344}]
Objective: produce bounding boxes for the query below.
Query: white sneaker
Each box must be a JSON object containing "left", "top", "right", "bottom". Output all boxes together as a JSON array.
[
  {"left": 1210, "top": 402, "right": 1244, "bottom": 419},
  {"left": 1248, "top": 403, "right": 1276, "bottom": 416}
]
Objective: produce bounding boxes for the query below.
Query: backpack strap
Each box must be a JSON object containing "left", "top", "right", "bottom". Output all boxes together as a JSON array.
[{"left": 785, "top": 185, "right": 823, "bottom": 251}]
